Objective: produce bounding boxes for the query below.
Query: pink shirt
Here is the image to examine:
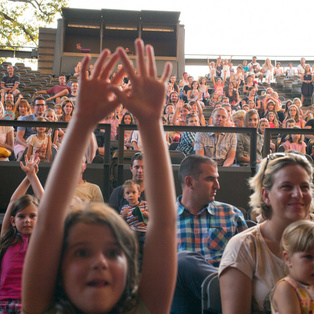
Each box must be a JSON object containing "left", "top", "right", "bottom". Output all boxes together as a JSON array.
[{"left": 0, "top": 234, "right": 29, "bottom": 300}]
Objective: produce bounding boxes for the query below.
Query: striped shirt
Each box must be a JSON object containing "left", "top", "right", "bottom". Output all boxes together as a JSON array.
[{"left": 176, "top": 196, "right": 247, "bottom": 266}]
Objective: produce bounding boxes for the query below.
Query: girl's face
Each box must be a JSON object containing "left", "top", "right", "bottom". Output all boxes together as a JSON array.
[
  {"left": 123, "top": 114, "right": 132, "bottom": 125},
  {"left": 11, "top": 204, "right": 37, "bottom": 235},
  {"left": 263, "top": 164, "right": 311, "bottom": 223},
  {"left": 191, "top": 104, "right": 197, "bottom": 112},
  {"left": 267, "top": 103, "right": 275, "bottom": 111},
  {"left": 180, "top": 108, "right": 189, "bottom": 118},
  {"left": 166, "top": 105, "right": 174, "bottom": 115},
  {"left": 18, "top": 104, "right": 28, "bottom": 115},
  {"left": 192, "top": 82, "right": 198, "bottom": 89},
  {"left": 247, "top": 114, "right": 258, "bottom": 128},
  {"left": 201, "top": 78, "right": 206, "bottom": 84},
  {"left": 63, "top": 103, "right": 73, "bottom": 115},
  {"left": 259, "top": 121, "right": 269, "bottom": 133},
  {"left": 284, "top": 249, "right": 314, "bottom": 286},
  {"left": 217, "top": 79, "right": 222, "bottom": 85},
  {"left": 62, "top": 223, "right": 128, "bottom": 313},
  {"left": 55, "top": 107, "right": 62, "bottom": 115},
  {"left": 289, "top": 107, "right": 297, "bottom": 117},
  {"left": 291, "top": 133, "right": 301, "bottom": 142},
  {"left": 233, "top": 118, "right": 244, "bottom": 128},
  {"left": 268, "top": 113, "right": 275, "bottom": 122},
  {"left": 5, "top": 105, "right": 13, "bottom": 111},
  {"left": 294, "top": 100, "right": 300, "bottom": 108},
  {"left": 45, "top": 112, "right": 56, "bottom": 122}
]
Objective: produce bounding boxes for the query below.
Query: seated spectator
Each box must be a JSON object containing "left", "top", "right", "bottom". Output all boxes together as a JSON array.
[
  {"left": 15, "top": 99, "right": 31, "bottom": 120},
  {"left": 236, "top": 109, "right": 264, "bottom": 166},
  {"left": 0, "top": 102, "right": 14, "bottom": 161},
  {"left": 283, "top": 104, "right": 305, "bottom": 128},
  {"left": 109, "top": 152, "right": 145, "bottom": 213},
  {"left": 222, "top": 103, "right": 234, "bottom": 126},
  {"left": 243, "top": 74, "right": 257, "bottom": 95},
  {"left": 54, "top": 104, "right": 62, "bottom": 119},
  {"left": 176, "top": 113, "right": 199, "bottom": 155},
  {"left": 189, "top": 100, "right": 205, "bottom": 126},
  {"left": 74, "top": 157, "right": 104, "bottom": 202},
  {"left": 242, "top": 87, "right": 261, "bottom": 111},
  {"left": 258, "top": 118, "right": 275, "bottom": 153},
  {"left": 0, "top": 65, "right": 20, "bottom": 96},
  {"left": 279, "top": 118, "right": 296, "bottom": 144},
  {"left": 183, "top": 76, "right": 194, "bottom": 102},
  {"left": 120, "top": 180, "right": 149, "bottom": 226},
  {"left": 297, "top": 57, "right": 306, "bottom": 78},
  {"left": 198, "top": 77, "right": 210, "bottom": 103},
  {"left": 260, "top": 58, "right": 273, "bottom": 83},
  {"left": 242, "top": 60, "right": 249, "bottom": 74},
  {"left": 172, "top": 100, "right": 191, "bottom": 126},
  {"left": 35, "top": 75, "right": 71, "bottom": 104},
  {"left": 3, "top": 101, "right": 15, "bottom": 120},
  {"left": 120, "top": 111, "right": 135, "bottom": 150},
  {"left": 212, "top": 71, "right": 226, "bottom": 96},
  {"left": 225, "top": 82, "right": 240, "bottom": 109},
  {"left": 219, "top": 153, "right": 313, "bottom": 313},
  {"left": 208, "top": 91, "right": 220, "bottom": 107},
  {"left": 15, "top": 96, "right": 47, "bottom": 160},
  {"left": 265, "top": 111, "right": 281, "bottom": 128},
  {"left": 285, "top": 62, "right": 296, "bottom": 77},
  {"left": 187, "top": 81, "right": 203, "bottom": 102},
  {"left": 99, "top": 111, "right": 119, "bottom": 141},
  {"left": 232, "top": 110, "right": 246, "bottom": 128},
  {"left": 195, "top": 107, "right": 237, "bottom": 167},
  {"left": 170, "top": 155, "right": 247, "bottom": 314},
  {"left": 58, "top": 98, "right": 74, "bottom": 123},
  {"left": 47, "top": 81, "right": 78, "bottom": 104},
  {"left": 44, "top": 108, "right": 63, "bottom": 150},
  {"left": 273, "top": 62, "right": 283, "bottom": 77},
  {"left": 26, "top": 117, "right": 52, "bottom": 162},
  {"left": 283, "top": 125, "right": 307, "bottom": 154}
]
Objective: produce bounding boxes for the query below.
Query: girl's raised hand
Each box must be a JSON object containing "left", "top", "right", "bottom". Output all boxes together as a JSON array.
[
  {"left": 111, "top": 39, "right": 172, "bottom": 124},
  {"left": 75, "top": 49, "right": 124, "bottom": 126},
  {"left": 20, "top": 155, "right": 40, "bottom": 175}
]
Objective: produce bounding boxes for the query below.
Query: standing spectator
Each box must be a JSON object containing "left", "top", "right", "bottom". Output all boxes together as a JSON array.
[
  {"left": 297, "top": 57, "right": 306, "bottom": 78},
  {"left": 301, "top": 64, "right": 313, "bottom": 104}
]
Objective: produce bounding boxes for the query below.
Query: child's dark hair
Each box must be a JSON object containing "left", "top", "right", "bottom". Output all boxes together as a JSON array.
[
  {"left": 31, "top": 116, "right": 50, "bottom": 132},
  {"left": 0, "top": 195, "right": 38, "bottom": 265},
  {"left": 56, "top": 203, "right": 139, "bottom": 313},
  {"left": 285, "top": 125, "right": 304, "bottom": 143}
]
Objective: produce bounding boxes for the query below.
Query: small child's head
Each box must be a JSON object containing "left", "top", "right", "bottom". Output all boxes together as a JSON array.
[
  {"left": 266, "top": 112, "right": 275, "bottom": 122},
  {"left": 44, "top": 108, "right": 58, "bottom": 122},
  {"left": 186, "top": 113, "right": 199, "bottom": 126},
  {"left": 121, "top": 111, "right": 134, "bottom": 125},
  {"left": 58, "top": 203, "right": 138, "bottom": 312},
  {"left": 259, "top": 118, "right": 269, "bottom": 134},
  {"left": 285, "top": 118, "right": 296, "bottom": 129},
  {"left": 4, "top": 101, "right": 13, "bottom": 112},
  {"left": 293, "top": 98, "right": 302, "bottom": 108},
  {"left": 10, "top": 195, "right": 38, "bottom": 234},
  {"left": 123, "top": 180, "right": 141, "bottom": 206},
  {"left": 54, "top": 104, "right": 62, "bottom": 116},
  {"left": 242, "top": 104, "right": 249, "bottom": 112},
  {"left": 281, "top": 220, "right": 314, "bottom": 286},
  {"left": 286, "top": 125, "right": 304, "bottom": 143},
  {"left": 32, "top": 116, "right": 49, "bottom": 133}
]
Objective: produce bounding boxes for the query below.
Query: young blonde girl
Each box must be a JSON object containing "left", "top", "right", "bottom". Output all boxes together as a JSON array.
[
  {"left": 266, "top": 111, "right": 281, "bottom": 128},
  {"left": 271, "top": 220, "right": 314, "bottom": 313},
  {"left": 26, "top": 117, "right": 52, "bottom": 162},
  {"left": 0, "top": 156, "right": 42, "bottom": 313},
  {"left": 283, "top": 125, "right": 307, "bottom": 154},
  {"left": 44, "top": 108, "right": 62, "bottom": 149},
  {"left": 22, "top": 39, "right": 177, "bottom": 314}
]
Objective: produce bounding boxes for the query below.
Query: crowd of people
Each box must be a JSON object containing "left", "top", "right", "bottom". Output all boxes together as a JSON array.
[{"left": 0, "top": 43, "right": 313, "bottom": 314}]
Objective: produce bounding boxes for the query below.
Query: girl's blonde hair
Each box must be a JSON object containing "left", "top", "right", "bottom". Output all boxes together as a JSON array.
[
  {"left": 265, "top": 111, "right": 280, "bottom": 128},
  {"left": 282, "top": 220, "right": 314, "bottom": 255},
  {"left": 44, "top": 108, "right": 58, "bottom": 122},
  {"left": 285, "top": 125, "right": 304, "bottom": 143}
]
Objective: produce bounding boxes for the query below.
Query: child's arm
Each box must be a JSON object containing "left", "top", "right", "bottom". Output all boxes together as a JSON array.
[
  {"left": 172, "top": 99, "right": 183, "bottom": 125},
  {"left": 26, "top": 143, "right": 33, "bottom": 160},
  {"left": 196, "top": 100, "right": 206, "bottom": 126},
  {"left": 113, "top": 40, "right": 177, "bottom": 313},
  {"left": 1, "top": 156, "right": 42, "bottom": 237},
  {"left": 272, "top": 280, "right": 302, "bottom": 314},
  {"left": 222, "top": 71, "right": 227, "bottom": 85},
  {"left": 46, "top": 134, "right": 52, "bottom": 162},
  {"left": 22, "top": 50, "right": 123, "bottom": 314}
]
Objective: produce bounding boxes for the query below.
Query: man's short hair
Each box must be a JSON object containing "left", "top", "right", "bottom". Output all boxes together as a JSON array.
[
  {"left": 33, "top": 96, "right": 46, "bottom": 106},
  {"left": 178, "top": 155, "right": 216, "bottom": 186},
  {"left": 211, "top": 107, "right": 228, "bottom": 117},
  {"left": 131, "top": 152, "right": 143, "bottom": 167}
]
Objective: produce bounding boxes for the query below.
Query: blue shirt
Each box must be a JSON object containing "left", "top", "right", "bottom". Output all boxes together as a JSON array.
[
  {"left": 17, "top": 113, "right": 36, "bottom": 140},
  {"left": 176, "top": 196, "right": 247, "bottom": 266}
]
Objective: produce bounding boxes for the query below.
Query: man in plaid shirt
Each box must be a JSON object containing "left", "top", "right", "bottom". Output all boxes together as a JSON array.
[{"left": 171, "top": 155, "right": 247, "bottom": 314}]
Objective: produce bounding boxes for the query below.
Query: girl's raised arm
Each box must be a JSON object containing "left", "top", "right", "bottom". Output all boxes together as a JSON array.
[
  {"left": 112, "top": 39, "right": 177, "bottom": 313},
  {"left": 2, "top": 156, "right": 42, "bottom": 237},
  {"left": 22, "top": 50, "right": 122, "bottom": 314}
]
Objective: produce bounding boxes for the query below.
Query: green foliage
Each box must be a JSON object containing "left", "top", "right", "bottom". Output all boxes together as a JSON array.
[{"left": 0, "top": 0, "right": 68, "bottom": 47}]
